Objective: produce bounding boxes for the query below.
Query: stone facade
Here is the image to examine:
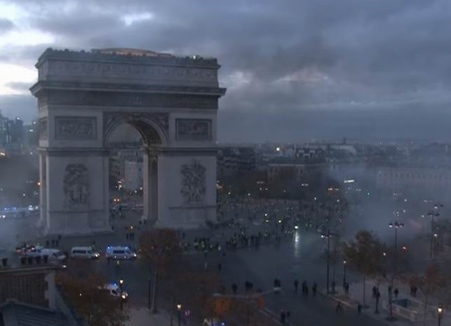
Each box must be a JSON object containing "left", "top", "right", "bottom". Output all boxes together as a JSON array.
[{"left": 31, "top": 48, "right": 226, "bottom": 234}]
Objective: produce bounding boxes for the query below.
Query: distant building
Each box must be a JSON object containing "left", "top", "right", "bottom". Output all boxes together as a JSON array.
[
  {"left": 217, "top": 147, "right": 256, "bottom": 178},
  {"left": 295, "top": 146, "right": 325, "bottom": 161},
  {"left": 7, "top": 117, "right": 24, "bottom": 145},
  {"left": 375, "top": 165, "right": 451, "bottom": 197},
  {"left": 124, "top": 160, "right": 143, "bottom": 191},
  {"left": 267, "top": 158, "right": 325, "bottom": 183},
  {"left": 0, "top": 112, "right": 8, "bottom": 146},
  {"left": 0, "top": 114, "right": 38, "bottom": 156},
  {"left": 108, "top": 145, "right": 142, "bottom": 183}
]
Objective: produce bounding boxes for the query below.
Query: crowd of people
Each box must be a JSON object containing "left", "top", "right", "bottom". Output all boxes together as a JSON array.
[{"left": 179, "top": 194, "right": 349, "bottom": 254}]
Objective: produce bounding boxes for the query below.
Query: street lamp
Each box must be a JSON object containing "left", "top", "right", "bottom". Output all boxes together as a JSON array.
[
  {"left": 438, "top": 305, "right": 443, "bottom": 326},
  {"left": 433, "top": 233, "right": 439, "bottom": 259},
  {"left": 388, "top": 221, "right": 403, "bottom": 321},
  {"left": 388, "top": 221, "right": 403, "bottom": 275},
  {"left": 342, "top": 260, "right": 347, "bottom": 286},
  {"left": 177, "top": 304, "right": 182, "bottom": 326},
  {"left": 119, "top": 279, "right": 124, "bottom": 310},
  {"left": 321, "top": 230, "right": 338, "bottom": 294},
  {"left": 429, "top": 203, "right": 443, "bottom": 259}
]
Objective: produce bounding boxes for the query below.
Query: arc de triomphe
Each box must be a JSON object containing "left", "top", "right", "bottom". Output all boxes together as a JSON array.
[{"left": 30, "top": 48, "right": 226, "bottom": 235}]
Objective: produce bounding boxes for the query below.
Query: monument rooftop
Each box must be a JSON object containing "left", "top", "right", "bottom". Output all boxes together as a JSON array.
[
  {"left": 36, "top": 47, "right": 220, "bottom": 68},
  {"left": 92, "top": 48, "right": 174, "bottom": 57}
]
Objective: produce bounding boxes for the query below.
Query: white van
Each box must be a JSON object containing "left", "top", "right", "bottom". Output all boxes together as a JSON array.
[
  {"left": 70, "top": 246, "right": 100, "bottom": 259},
  {"left": 105, "top": 246, "right": 137, "bottom": 260},
  {"left": 25, "top": 248, "right": 66, "bottom": 261}
]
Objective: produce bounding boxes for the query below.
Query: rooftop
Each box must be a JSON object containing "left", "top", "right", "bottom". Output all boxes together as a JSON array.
[
  {"left": 36, "top": 48, "right": 220, "bottom": 68},
  {"left": 92, "top": 48, "right": 174, "bottom": 57},
  {"left": 0, "top": 300, "right": 69, "bottom": 326}
]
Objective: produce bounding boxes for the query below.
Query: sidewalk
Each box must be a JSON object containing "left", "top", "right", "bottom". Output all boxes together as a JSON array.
[
  {"left": 126, "top": 308, "right": 171, "bottom": 326},
  {"left": 323, "top": 278, "right": 451, "bottom": 325}
]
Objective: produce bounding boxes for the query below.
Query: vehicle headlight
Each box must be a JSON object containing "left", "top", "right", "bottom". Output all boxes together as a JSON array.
[{"left": 121, "top": 294, "right": 127, "bottom": 299}]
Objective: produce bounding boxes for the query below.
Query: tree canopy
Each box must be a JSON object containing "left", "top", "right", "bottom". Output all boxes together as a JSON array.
[
  {"left": 342, "top": 230, "right": 386, "bottom": 277},
  {"left": 139, "top": 228, "right": 182, "bottom": 277},
  {"left": 56, "top": 272, "right": 129, "bottom": 326}
]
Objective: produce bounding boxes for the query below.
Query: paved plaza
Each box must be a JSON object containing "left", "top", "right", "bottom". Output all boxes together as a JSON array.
[{"left": 2, "top": 196, "right": 449, "bottom": 326}]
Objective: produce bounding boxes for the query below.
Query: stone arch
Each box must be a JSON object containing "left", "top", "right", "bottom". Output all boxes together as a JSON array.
[
  {"left": 103, "top": 112, "right": 168, "bottom": 147},
  {"left": 31, "top": 48, "right": 225, "bottom": 235}
]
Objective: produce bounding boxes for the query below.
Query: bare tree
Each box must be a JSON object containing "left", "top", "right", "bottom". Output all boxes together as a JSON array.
[
  {"left": 407, "top": 263, "right": 447, "bottom": 326},
  {"left": 342, "top": 230, "right": 385, "bottom": 308},
  {"left": 139, "top": 229, "right": 182, "bottom": 313}
]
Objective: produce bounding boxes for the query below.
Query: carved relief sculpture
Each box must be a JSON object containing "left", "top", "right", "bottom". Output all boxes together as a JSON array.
[
  {"left": 176, "top": 119, "right": 211, "bottom": 141},
  {"left": 63, "top": 164, "right": 90, "bottom": 208},
  {"left": 55, "top": 117, "right": 97, "bottom": 140},
  {"left": 180, "top": 159, "right": 206, "bottom": 203}
]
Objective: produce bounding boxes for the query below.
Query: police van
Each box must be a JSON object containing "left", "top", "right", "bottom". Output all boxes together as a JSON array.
[{"left": 105, "top": 246, "right": 137, "bottom": 260}]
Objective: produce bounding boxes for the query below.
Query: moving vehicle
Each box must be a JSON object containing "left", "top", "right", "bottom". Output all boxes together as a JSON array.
[
  {"left": 103, "top": 283, "right": 128, "bottom": 301},
  {"left": 105, "top": 246, "right": 137, "bottom": 260},
  {"left": 70, "top": 246, "right": 100, "bottom": 259}
]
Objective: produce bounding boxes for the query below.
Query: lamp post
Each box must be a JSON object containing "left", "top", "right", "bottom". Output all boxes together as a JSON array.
[
  {"left": 119, "top": 279, "right": 124, "bottom": 310},
  {"left": 438, "top": 305, "right": 443, "bottom": 326},
  {"left": 388, "top": 221, "right": 403, "bottom": 321},
  {"left": 433, "top": 233, "right": 438, "bottom": 259},
  {"left": 343, "top": 260, "right": 347, "bottom": 286},
  {"left": 177, "top": 304, "right": 182, "bottom": 326},
  {"left": 321, "top": 230, "right": 337, "bottom": 294},
  {"left": 429, "top": 203, "right": 443, "bottom": 259},
  {"left": 428, "top": 211, "right": 440, "bottom": 259},
  {"left": 388, "top": 221, "right": 403, "bottom": 276}
]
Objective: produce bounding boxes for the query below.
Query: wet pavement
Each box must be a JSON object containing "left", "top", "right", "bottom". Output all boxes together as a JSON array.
[{"left": 1, "top": 199, "right": 444, "bottom": 326}]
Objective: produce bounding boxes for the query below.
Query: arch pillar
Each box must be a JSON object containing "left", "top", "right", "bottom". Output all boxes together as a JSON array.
[
  {"left": 154, "top": 147, "right": 218, "bottom": 229},
  {"left": 142, "top": 147, "right": 158, "bottom": 224},
  {"left": 37, "top": 148, "right": 111, "bottom": 235}
]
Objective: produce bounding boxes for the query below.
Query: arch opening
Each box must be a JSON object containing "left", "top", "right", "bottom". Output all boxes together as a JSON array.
[
  {"left": 106, "top": 121, "right": 158, "bottom": 225},
  {"left": 103, "top": 114, "right": 167, "bottom": 149}
]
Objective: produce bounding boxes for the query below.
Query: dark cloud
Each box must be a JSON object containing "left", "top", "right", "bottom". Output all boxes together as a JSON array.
[
  {"left": 218, "top": 105, "right": 451, "bottom": 143},
  {"left": 0, "top": 95, "right": 35, "bottom": 121},
  {"left": 2, "top": 0, "right": 451, "bottom": 141},
  {"left": 5, "top": 82, "right": 33, "bottom": 93},
  {"left": 0, "top": 18, "right": 14, "bottom": 32},
  {"left": 0, "top": 44, "right": 52, "bottom": 66}
]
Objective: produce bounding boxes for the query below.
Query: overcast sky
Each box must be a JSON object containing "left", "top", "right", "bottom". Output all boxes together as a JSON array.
[{"left": 1, "top": 0, "right": 451, "bottom": 142}]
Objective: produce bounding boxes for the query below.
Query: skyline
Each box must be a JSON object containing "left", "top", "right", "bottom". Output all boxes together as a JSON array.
[{"left": 1, "top": 0, "right": 451, "bottom": 142}]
